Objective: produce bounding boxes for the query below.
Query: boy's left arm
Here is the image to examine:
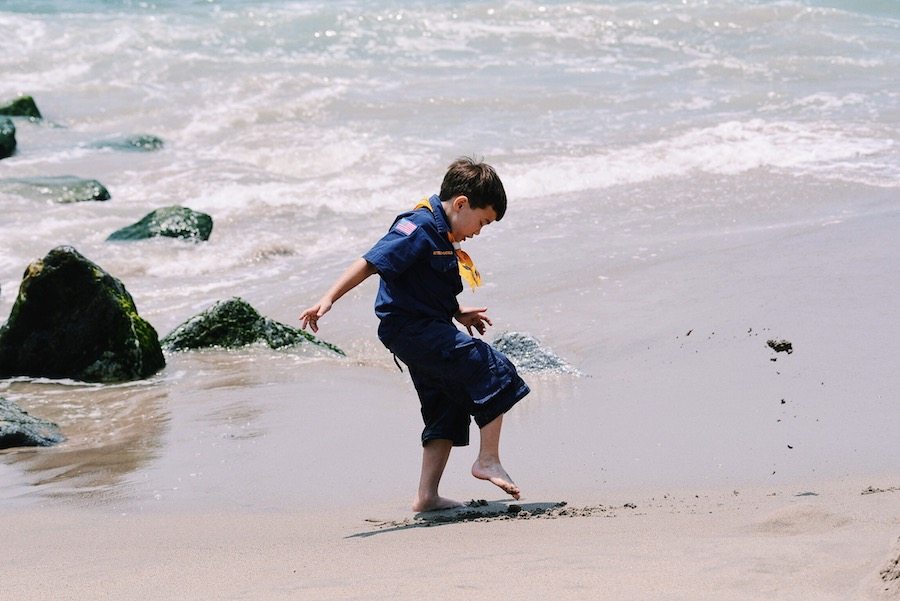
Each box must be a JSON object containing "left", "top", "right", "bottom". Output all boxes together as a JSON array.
[{"left": 455, "top": 306, "right": 492, "bottom": 336}]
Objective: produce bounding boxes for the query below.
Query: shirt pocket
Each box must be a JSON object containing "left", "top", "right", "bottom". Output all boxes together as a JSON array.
[{"left": 430, "top": 254, "right": 458, "bottom": 272}]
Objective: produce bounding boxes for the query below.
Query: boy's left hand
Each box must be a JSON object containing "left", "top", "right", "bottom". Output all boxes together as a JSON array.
[{"left": 455, "top": 306, "right": 492, "bottom": 336}]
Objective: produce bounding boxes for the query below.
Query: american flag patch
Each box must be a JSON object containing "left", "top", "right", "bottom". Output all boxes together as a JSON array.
[{"left": 394, "top": 218, "right": 417, "bottom": 236}]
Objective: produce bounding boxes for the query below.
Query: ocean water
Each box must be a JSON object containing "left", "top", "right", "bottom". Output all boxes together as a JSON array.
[
  {"left": 1, "top": 0, "right": 897, "bottom": 317},
  {"left": 0, "top": 1, "right": 898, "bottom": 507}
]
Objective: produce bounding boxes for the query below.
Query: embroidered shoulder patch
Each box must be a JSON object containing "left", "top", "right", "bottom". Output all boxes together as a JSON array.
[{"left": 394, "top": 218, "right": 417, "bottom": 236}]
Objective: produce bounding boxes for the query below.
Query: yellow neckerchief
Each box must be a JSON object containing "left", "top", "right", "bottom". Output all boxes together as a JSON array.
[{"left": 414, "top": 197, "right": 482, "bottom": 290}]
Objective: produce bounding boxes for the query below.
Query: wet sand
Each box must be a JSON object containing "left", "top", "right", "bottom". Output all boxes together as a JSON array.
[{"left": 2, "top": 184, "right": 899, "bottom": 599}]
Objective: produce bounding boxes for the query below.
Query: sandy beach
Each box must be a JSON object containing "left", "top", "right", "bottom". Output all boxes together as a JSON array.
[
  {"left": 3, "top": 185, "right": 898, "bottom": 600},
  {"left": 3, "top": 2, "right": 899, "bottom": 598},
  {"left": 2, "top": 479, "right": 898, "bottom": 600}
]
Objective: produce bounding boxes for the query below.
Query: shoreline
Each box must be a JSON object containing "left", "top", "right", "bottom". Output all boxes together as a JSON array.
[
  {"left": 3, "top": 197, "right": 899, "bottom": 511},
  {"left": 1, "top": 187, "right": 898, "bottom": 600}
]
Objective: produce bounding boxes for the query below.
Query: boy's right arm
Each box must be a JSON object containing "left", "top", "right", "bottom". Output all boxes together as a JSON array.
[{"left": 299, "top": 257, "right": 377, "bottom": 333}]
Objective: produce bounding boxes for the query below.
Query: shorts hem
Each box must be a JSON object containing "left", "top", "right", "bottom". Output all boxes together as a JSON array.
[
  {"left": 473, "top": 378, "right": 530, "bottom": 429},
  {"left": 421, "top": 433, "right": 470, "bottom": 447}
]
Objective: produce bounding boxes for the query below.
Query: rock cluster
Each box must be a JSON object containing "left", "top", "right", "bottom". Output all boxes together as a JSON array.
[
  {"left": 0, "top": 95, "right": 215, "bottom": 241},
  {"left": 0, "top": 94, "right": 350, "bottom": 454}
]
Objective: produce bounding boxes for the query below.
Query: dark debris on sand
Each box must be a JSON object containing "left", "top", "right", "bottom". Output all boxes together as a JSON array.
[
  {"left": 359, "top": 500, "right": 628, "bottom": 534},
  {"left": 767, "top": 339, "right": 793, "bottom": 354}
]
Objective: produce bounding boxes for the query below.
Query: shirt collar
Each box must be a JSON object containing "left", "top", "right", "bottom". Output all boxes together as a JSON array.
[{"left": 429, "top": 194, "right": 450, "bottom": 237}]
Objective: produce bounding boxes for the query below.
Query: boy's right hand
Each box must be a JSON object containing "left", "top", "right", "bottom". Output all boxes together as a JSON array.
[
  {"left": 299, "top": 300, "right": 331, "bottom": 333},
  {"left": 298, "top": 257, "right": 376, "bottom": 333}
]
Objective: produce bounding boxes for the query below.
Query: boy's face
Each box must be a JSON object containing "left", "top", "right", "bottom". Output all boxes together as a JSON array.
[{"left": 450, "top": 196, "right": 497, "bottom": 242}]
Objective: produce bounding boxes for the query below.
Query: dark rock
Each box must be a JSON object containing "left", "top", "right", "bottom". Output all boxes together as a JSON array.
[
  {"left": 0, "top": 117, "right": 15, "bottom": 159},
  {"left": 0, "top": 95, "right": 42, "bottom": 119},
  {"left": 161, "top": 297, "right": 345, "bottom": 355},
  {"left": 0, "top": 246, "right": 165, "bottom": 383},
  {"left": 107, "top": 206, "right": 213, "bottom": 242},
  {"left": 492, "top": 331, "right": 580, "bottom": 374},
  {"left": 0, "top": 397, "right": 63, "bottom": 449},
  {"left": 767, "top": 339, "right": 793, "bottom": 354},
  {"left": 0, "top": 176, "right": 110, "bottom": 203},
  {"left": 88, "top": 134, "right": 164, "bottom": 152}
]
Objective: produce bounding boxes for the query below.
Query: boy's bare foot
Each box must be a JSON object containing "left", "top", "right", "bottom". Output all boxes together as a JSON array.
[
  {"left": 472, "top": 460, "right": 521, "bottom": 500},
  {"left": 412, "top": 494, "right": 465, "bottom": 513}
]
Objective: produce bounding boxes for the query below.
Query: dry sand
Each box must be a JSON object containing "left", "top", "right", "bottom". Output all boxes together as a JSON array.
[{"left": 1, "top": 480, "right": 898, "bottom": 600}]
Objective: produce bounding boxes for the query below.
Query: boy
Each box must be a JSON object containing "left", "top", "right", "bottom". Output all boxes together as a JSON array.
[{"left": 299, "top": 157, "right": 530, "bottom": 512}]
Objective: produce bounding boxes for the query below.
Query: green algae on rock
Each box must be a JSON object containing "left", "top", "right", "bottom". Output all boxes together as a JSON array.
[
  {"left": 162, "top": 297, "right": 345, "bottom": 356},
  {"left": 0, "top": 95, "right": 42, "bottom": 119},
  {"left": 107, "top": 206, "right": 213, "bottom": 242},
  {"left": 0, "top": 397, "right": 64, "bottom": 449},
  {"left": 0, "top": 246, "right": 165, "bottom": 383}
]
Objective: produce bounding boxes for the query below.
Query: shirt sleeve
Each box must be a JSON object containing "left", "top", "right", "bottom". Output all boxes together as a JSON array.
[{"left": 363, "top": 216, "right": 432, "bottom": 281}]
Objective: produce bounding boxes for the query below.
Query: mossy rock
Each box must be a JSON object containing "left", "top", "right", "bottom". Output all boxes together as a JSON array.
[
  {"left": 0, "top": 95, "right": 42, "bottom": 119},
  {"left": 0, "top": 397, "right": 63, "bottom": 449},
  {"left": 162, "top": 297, "right": 345, "bottom": 355},
  {"left": 0, "top": 246, "right": 165, "bottom": 383},
  {"left": 492, "top": 331, "right": 580, "bottom": 375},
  {"left": 0, "top": 176, "right": 110, "bottom": 203},
  {"left": 88, "top": 134, "right": 164, "bottom": 152},
  {"left": 107, "top": 206, "right": 212, "bottom": 242},
  {"left": 0, "top": 117, "right": 15, "bottom": 159}
]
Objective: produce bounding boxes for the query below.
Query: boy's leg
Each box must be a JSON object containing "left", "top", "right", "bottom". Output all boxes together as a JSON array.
[
  {"left": 412, "top": 439, "right": 465, "bottom": 512},
  {"left": 472, "top": 415, "right": 521, "bottom": 500}
]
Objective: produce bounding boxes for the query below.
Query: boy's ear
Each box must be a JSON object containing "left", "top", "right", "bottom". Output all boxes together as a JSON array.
[{"left": 453, "top": 195, "right": 469, "bottom": 211}]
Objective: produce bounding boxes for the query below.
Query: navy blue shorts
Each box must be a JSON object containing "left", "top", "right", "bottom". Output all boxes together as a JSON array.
[{"left": 384, "top": 319, "right": 530, "bottom": 447}]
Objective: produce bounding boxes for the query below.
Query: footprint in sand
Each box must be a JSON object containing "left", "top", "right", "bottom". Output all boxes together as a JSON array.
[{"left": 752, "top": 504, "right": 851, "bottom": 536}]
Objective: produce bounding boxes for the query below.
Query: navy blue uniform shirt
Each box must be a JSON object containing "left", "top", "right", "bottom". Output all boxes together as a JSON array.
[{"left": 363, "top": 195, "right": 463, "bottom": 345}]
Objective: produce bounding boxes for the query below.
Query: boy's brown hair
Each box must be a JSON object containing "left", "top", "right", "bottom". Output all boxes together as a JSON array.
[{"left": 439, "top": 157, "right": 507, "bottom": 221}]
